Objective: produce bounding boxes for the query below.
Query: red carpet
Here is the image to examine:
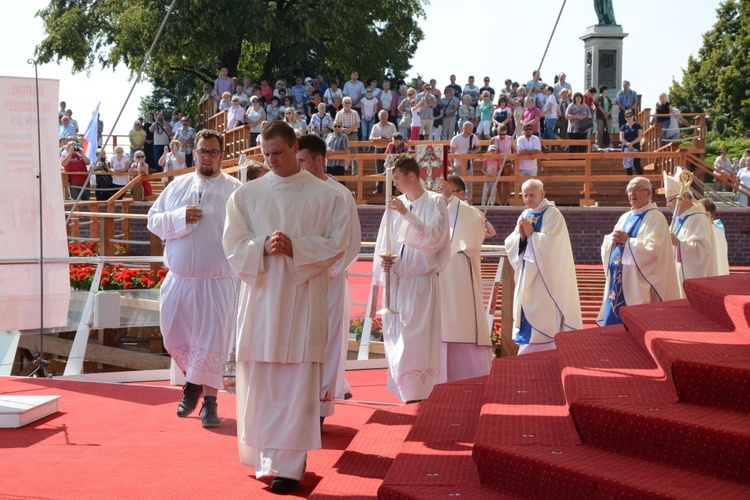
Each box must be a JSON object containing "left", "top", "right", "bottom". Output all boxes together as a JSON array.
[{"left": 0, "top": 369, "right": 412, "bottom": 499}]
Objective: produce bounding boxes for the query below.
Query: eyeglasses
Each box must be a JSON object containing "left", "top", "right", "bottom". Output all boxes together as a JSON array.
[
  {"left": 195, "top": 149, "right": 221, "bottom": 158},
  {"left": 333, "top": 125, "right": 342, "bottom": 128},
  {"left": 666, "top": 196, "right": 677, "bottom": 203},
  {"left": 135, "top": 155, "right": 144, "bottom": 159},
  {"left": 498, "top": 133, "right": 507, "bottom": 136},
  {"left": 626, "top": 187, "right": 648, "bottom": 194}
]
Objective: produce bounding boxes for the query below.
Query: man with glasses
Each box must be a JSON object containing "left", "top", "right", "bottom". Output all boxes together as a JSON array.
[
  {"left": 333, "top": 96, "right": 360, "bottom": 174},
  {"left": 663, "top": 168, "right": 719, "bottom": 297},
  {"left": 325, "top": 122, "right": 350, "bottom": 177},
  {"left": 148, "top": 129, "right": 242, "bottom": 429},
  {"left": 417, "top": 82, "right": 437, "bottom": 140},
  {"left": 516, "top": 124, "right": 542, "bottom": 176},
  {"left": 597, "top": 177, "right": 680, "bottom": 326}
]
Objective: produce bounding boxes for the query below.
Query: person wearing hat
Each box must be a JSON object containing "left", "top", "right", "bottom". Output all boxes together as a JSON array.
[
  {"left": 597, "top": 177, "right": 680, "bottom": 326},
  {"left": 664, "top": 167, "right": 719, "bottom": 296}
]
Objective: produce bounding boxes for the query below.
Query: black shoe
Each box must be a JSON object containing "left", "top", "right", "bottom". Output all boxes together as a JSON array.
[
  {"left": 344, "top": 391, "right": 353, "bottom": 400},
  {"left": 270, "top": 477, "right": 299, "bottom": 494},
  {"left": 177, "top": 382, "right": 203, "bottom": 417},
  {"left": 200, "top": 396, "right": 220, "bottom": 428}
]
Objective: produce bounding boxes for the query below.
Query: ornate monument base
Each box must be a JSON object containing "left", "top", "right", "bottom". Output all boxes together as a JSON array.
[{"left": 580, "top": 25, "right": 628, "bottom": 96}]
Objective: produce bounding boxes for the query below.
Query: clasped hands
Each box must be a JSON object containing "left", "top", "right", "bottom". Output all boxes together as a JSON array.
[
  {"left": 264, "top": 230, "right": 293, "bottom": 257},
  {"left": 611, "top": 229, "right": 629, "bottom": 245},
  {"left": 185, "top": 205, "right": 202, "bottom": 224},
  {"left": 517, "top": 218, "right": 535, "bottom": 240}
]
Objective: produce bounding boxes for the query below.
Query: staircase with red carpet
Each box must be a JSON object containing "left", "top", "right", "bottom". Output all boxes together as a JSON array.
[{"left": 378, "top": 274, "right": 750, "bottom": 499}]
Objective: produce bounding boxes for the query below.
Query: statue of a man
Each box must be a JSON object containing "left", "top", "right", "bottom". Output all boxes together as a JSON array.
[{"left": 594, "top": 0, "right": 617, "bottom": 25}]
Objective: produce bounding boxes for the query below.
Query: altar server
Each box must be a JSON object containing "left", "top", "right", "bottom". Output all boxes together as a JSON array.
[
  {"left": 223, "top": 122, "right": 350, "bottom": 494},
  {"left": 296, "top": 134, "right": 362, "bottom": 426},
  {"left": 664, "top": 167, "right": 719, "bottom": 296},
  {"left": 504, "top": 179, "right": 581, "bottom": 354},
  {"left": 374, "top": 154, "right": 450, "bottom": 403},
  {"left": 439, "top": 175, "right": 493, "bottom": 381},
  {"left": 597, "top": 177, "right": 680, "bottom": 326},
  {"left": 147, "top": 129, "right": 241, "bottom": 428},
  {"left": 699, "top": 198, "right": 730, "bottom": 276}
]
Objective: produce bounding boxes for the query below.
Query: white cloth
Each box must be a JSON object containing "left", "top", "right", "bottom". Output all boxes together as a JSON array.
[
  {"left": 223, "top": 168, "right": 350, "bottom": 470},
  {"left": 712, "top": 220, "right": 730, "bottom": 276},
  {"left": 374, "top": 190, "right": 450, "bottom": 401},
  {"left": 504, "top": 199, "right": 582, "bottom": 352},
  {"left": 147, "top": 172, "right": 242, "bottom": 389},
  {"left": 597, "top": 202, "right": 681, "bottom": 326},
  {"left": 440, "top": 198, "right": 492, "bottom": 381},
  {"left": 673, "top": 203, "right": 718, "bottom": 296},
  {"left": 516, "top": 135, "right": 541, "bottom": 175},
  {"left": 737, "top": 168, "right": 750, "bottom": 206},
  {"left": 320, "top": 176, "right": 361, "bottom": 417}
]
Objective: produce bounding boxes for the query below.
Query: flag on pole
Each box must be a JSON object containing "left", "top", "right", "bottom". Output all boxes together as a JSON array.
[{"left": 81, "top": 102, "right": 101, "bottom": 162}]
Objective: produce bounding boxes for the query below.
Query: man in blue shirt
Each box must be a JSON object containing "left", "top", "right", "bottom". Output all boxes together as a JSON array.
[{"left": 615, "top": 80, "right": 638, "bottom": 128}]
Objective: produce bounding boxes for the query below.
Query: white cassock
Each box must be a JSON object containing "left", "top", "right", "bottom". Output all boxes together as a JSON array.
[
  {"left": 374, "top": 190, "right": 450, "bottom": 402},
  {"left": 712, "top": 219, "right": 730, "bottom": 276},
  {"left": 597, "top": 202, "right": 681, "bottom": 326},
  {"left": 147, "top": 172, "right": 241, "bottom": 390},
  {"left": 440, "top": 197, "right": 493, "bottom": 381},
  {"left": 504, "top": 199, "right": 582, "bottom": 355},
  {"left": 673, "top": 203, "right": 719, "bottom": 297},
  {"left": 321, "top": 175, "right": 361, "bottom": 417},
  {"left": 223, "top": 169, "right": 350, "bottom": 481}
]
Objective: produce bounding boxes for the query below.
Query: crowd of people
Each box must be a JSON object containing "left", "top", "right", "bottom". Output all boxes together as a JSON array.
[{"left": 140, "top": 118, "right": 732, "bottom": 493}]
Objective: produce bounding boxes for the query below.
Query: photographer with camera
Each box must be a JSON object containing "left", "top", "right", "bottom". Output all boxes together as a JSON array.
[
  {"left": 150, "top": 113, "right": 172, "bottom": 173},
  {"left": 61, "top": 140, "right": 91, "bottom": 200},
  {"left": 93, "top": 148, "right": 115, "bottom": 201}
]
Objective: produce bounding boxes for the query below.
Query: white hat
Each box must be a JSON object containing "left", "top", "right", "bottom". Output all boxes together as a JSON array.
[
  {"left": 663, "top": 166, "right": 689, "bottom": 198},
  {"left": 488, "top": 145, "right": 497, "bottom": 151},
  {"left": 133, "top": 120, "right": 141, "bottom": 125},
  {"left": 304, "top": 77, "right": 313, "bottom": 83}
]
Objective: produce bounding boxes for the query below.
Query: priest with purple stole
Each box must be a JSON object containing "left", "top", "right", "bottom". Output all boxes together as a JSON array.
[
  {"left": 504, "top": 179, "right": 581, "bottom": 354},
  {"left": 597, "top": 177, "right": 680, "bottom": 326}
]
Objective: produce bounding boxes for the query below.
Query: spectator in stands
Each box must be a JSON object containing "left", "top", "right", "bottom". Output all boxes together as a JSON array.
[
  {"left": 699, "top": 198, "right": 730, "bottom": 276},
  {"left": 713, "top": 148, "right": 733, "bottom": 192},
  {"left": 128, "top": 120, "right": 146, "bottom": 161},
  {"left": 379, "top": 80, "right": 398, "bottom": 125},
  {"left": 324, "top": 78, "right": 343, "bottom": 106},
  {"left": 59, "top": 116, "right": 76, "bottom": 139},
  {"left": 110, "top": 145, "right": 130, "bottom": 197},
  {"left": 499, "top": 79, "right": 514, "bottom": 98},
  {"left": 150, "top": 114, "right": 172, "bottom": 172},
  {"left": 325, "top": 122, "right": 349, "bottom": 176},
  {"left": 65, "top": 109, "right": 79, "bottom": 133},
  {"left": 367, "top": 78, "right": 382, "bottom": 99},
  {"left": 59, "top": 101, "right": 66, "bottom": 124},
  {"left": 397, "top": 87, "right": 413, "bottom": 139},
  {"left": 174, "top": 117, "right": 196, "bottom": 168},
  {"left": 512, "top": 87, "right": 526, "bottom": 135},
  {"left": 360, "top": 87, "right": 380, "bottom": 150},
  {"left": 620, "top": 110, "right": 644, "bottom": 175},
  {"left": 306, "top": 90, "right": 323, "bottom": 121},
  {"left": 476, "top": 91, "right": 494, "bottom": 140},
  {"left": 541, "top": 86, "right": 559, "bottom": 141},
  {"left": 556, "top": 88, "right": 571, "bottom": 140},
  {"left": 597, "top": 177, "right": 680, "bottom": 326},
  {"left": 492, "top": 96, "right": 513, "bottom": 137},
  {"left": 315, "top": 74, "right": 329, "bottom": 96},
  {"left": 258, "top": 78, "right": 273, "bottom": 103},
  {"left": 566, "top": 92, "right": 591, "bottom": 153},
  {"left": 516, "top": 123, "right": 541, "bottom": 176},
  {"left": 334, "top": 96, "right": 361, "bottom": 174},
  {"left": 266, "top": 96, "right": 282, "bottom": 122},
  {"left": 129, "top": 150, "right": 151, "bottom": 201},
  {"left": 227, "top": 95, "right": 246, "bottom": 130},
  {"left": 440, "top": 87, "right": 460, "bottom": 140},
  {"left": 233, "top": 84, "right": 249, "bottom": 109},
  {"left": 479, "top": 77, "right": 495, "bottom": 102},
  {"left": 343, "top": 71, "right": 366, "bottom": 115},
  {"left": 615, "top": 80, "right": 638, "bottom": 128},
  {"left": 214, "top": 67, "right": 235, "bottom": 97},
  {"left": 663, "top": 106, "right": 689, "bottom": 144},
  {"left": 526, "top": 70, "right": 543, "bottom": 97},
  {"left": 447, "top": 74, "right": 462, "bottom": 99},
  {"left": 310, "top": 102, "right": 333, "bottom": 138},
  {"left": 170, "top": 113, "right": 182, "bottom": 134},
  {"left": 290, "top": 77, "right": 307, "bottom": 107},
  {"left": 327, "top": 94, "right": 343, "bottom": 118},
  {"left": 273, "top": 79, "right": 287, "bottom": 98},
  {"left": 246, "top": 97, "right": 266, "bottom": 147},
  {"left": 92, "top": 148, "right": 112, "bottom": 202},
  {"left": 417, "top": 82, "right": 437, "bottom": 140},
  {"left": 553, "top": 72, "right": 572, "bottom": 103},
  {"left": 158, "top": 139, "right": 185, "bottom": 185},
  {"left": 219, "top": 92, "right": 232, "bottom": 112},
  {"left": 61, "top": 140, "right": 90, "bottom": 200},
  {"left": 736, "top": 151, "right": 750, "bottom": 206},
  {"left": 655, "top": 92, "right": 674, "bottom": 141},
  {"left": 370, "top": 109, "right": 398, "bottom": 194},
  {"left": 458, "top": 94, "right": 476, "bottom": 131},
  {"left": 141, "top": 112, "right": 155, "bottom": 169},
  {"left": 450, "top": 121, "right": 481, "bottom": 202},
  {"left": 595, "top": 85, "right": 613, "bottom": 147},
  {"left": 279, "top": 96, "right": 293, "bottom": 116},
  {"left": 522, "top": 97, "right": 542, "bottom": 137},
  {"left": 584, "top": 86, "right": 596, "bottom": 108},
  {"left": 463, "top": 76, "right": 480, "bottom": 106},
  {"left": 283, "top": 108, "right": 305, "bottom": 134},
  {"left": 487, "top": 124, "right": 515, "bottom": 206}
]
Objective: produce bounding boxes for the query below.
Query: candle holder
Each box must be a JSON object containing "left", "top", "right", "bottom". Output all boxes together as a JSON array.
[{"left": 377, "top": 253, "right": 398, "bottom": 315}]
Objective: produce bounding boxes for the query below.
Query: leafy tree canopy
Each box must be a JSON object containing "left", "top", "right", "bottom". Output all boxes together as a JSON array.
[
  {"left": 36, "top": 0, "right": 426, "bottom": 117},
  {"left": 669, "top": 0, "right": 750, "bottom": 136}
]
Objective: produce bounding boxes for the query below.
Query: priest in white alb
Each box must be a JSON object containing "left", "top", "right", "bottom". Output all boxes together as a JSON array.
[
  {"left": 597, "top": 177, "right": 680, "bottom": 326},
  {"left": 374, "top": 154, "right": 450, "bottom": 403},
  {"left": 699, "top": 198, "right": 730, "bottom": 276},
  {"left": 504, "top": 179, "right": 582, "bottom": 354},
  {"left": 296, "top": 134, "right": 362, "bottom": 426},
  {"left": 439, "top": 174, "right": 493, "bottom": 381},
  {"left": 223, "top": 122, "right": 350, "bottom": 494},
  {"left": 664, "top": 167, "right": 719, "bottom": 296},
  {"left": 147, "top": 129, "right": 242, "bottom": 428}
]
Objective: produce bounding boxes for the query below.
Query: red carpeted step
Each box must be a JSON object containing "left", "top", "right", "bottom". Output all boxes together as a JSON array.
[
  {"left": 621, "top": 303, "right": 750, "bottom": 412},
  {"left": 682, "top": 274, "right": 750, "bottom": 331},
  {"left": 572, "top": 400, "right": 750, "bottom": 484},
  {"left": 474, "top": 443, "right": 750, "bottom": 499},
  {"left": 555, "top": 325, "right": 678, "bottom": 405},
  {"left": 311, "top": 405, "right": 418, "bottom": 499}
]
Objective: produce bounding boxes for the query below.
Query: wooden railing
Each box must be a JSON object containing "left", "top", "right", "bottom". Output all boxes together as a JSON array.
[{"left": 198, "top": 97, "right": 215, "bottom": 129}]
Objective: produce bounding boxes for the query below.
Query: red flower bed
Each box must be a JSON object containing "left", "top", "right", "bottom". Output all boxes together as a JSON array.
[{"left": 68, "top": 242, "right": 166, "bottom": 291}]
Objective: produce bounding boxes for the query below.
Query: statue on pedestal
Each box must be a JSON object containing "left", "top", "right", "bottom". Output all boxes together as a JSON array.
[{"left": 594, "top": 0, "right": 617, "bottom": 26}]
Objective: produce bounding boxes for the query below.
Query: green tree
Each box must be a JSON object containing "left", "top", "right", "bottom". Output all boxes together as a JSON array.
[
  {"left": 35, "top": 0, "right": 425, "bottom": 117},
  {"left": 669, "top": 0, "right": 750, "bottom": 135}
]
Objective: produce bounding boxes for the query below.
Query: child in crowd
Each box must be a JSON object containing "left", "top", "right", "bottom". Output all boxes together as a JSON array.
[
  {"left": 218, "top": 92, "right": 232, "bottom": 111},
  {"left": 482, "top": 144, "right": 500, "bottom": 206}
]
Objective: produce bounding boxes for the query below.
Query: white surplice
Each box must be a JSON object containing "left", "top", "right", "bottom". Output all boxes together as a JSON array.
[
  {"left": 712, "top": 220, "right": 730, "bottom": 276},
  {"left": 321, "top": 175, "right": 361, "bottom": 417},
  {"left": 147, "top": 172, "right": 241, "bottom": 390},
  {"left": 504, "top": 199, "right": 582, "bottom": 354},
  {"left": 222, "top": 169, "right": 350, "bottom": 480},
  {"left": 673, "top": 203, "right": 718, "bottom": 296},
  {"left": 440, "top": 197, "right": 493, "bottom": 381},
  {"left": 597, "top": 202, "right": 681, "bottom": 326},
  {"left": 374, "top": 190, "right": 450, "bottom": 402}
]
